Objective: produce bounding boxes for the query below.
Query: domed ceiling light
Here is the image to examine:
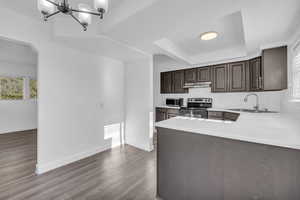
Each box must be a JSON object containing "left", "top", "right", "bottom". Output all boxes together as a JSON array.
[
  {"left": 37, "top": 0, "right": 109, "bottom": 31},
  {"left": 200, "top": 32, "right": 218, "bottom": 41}
]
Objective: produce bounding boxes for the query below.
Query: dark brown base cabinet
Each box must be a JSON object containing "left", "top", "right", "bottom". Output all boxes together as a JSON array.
[
  {"left": 208, "top": 111, "right": 240, "bottom": 121},
  {"left": 157, "top": 127, "right": 300, "bottom": 200},
  {"left": 160, "top": 46, "right": 287, "bottom": 94},
  {"left": 155, "top": 107, "right": 179, "bottom": 122},
  {"left": 156, "top": 108, "right": 167, "bottom": 122}
]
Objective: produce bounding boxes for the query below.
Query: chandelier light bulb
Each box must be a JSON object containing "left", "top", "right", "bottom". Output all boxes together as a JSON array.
[
  {"left": 78, "top": 4, "right": 92, "bottom": 26},
  {"left": 94, "top": 0, "right": 109, "bottom": 13},
  {"left": 37, "top": 0, "right": 56, "bottom": 15}
]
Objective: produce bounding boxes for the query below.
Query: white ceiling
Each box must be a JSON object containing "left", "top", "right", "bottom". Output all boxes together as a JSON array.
[
  {"left": 171, "top": 12, "right": 245, "bottom": 56},
  {"left": 1, "top": 0, "right": 300, "bottom": 64}
]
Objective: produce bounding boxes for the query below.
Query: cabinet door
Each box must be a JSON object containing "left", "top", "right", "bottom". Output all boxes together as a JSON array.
[
  {"left": 228, "top": 62, "right": 247, "bottom": 92},
  {"left": 160, "top": 72, "right": 173, "bottom": 94},
  {"left": 184, "top": 68, "right": 197, "bottom": 84},
  {"left": 208, "top": 111, "right": 224, "bottom": 120},
  {"left": 223, "top": 112, "right": 240, "bottom": 121},
  {"left": 212, "top": 64, "right": 228, "bottom": 92},
  {"left": 249, "top": 57, "right": 262, "bottom": 91},
  {"left": 167, "top": 113, "right": 177, "bottom": 119},
  {"left": 173, "top": 71, "right": 188, "bottom": 94},
  {"left": 262, "top": 46, "right": 287, "bottom": 91},
  {"left": 197, "top": 67, "right": 211, "bottom": 82},
  {"left": 156, "top": 108, "right": 166, "bottom": 122}
]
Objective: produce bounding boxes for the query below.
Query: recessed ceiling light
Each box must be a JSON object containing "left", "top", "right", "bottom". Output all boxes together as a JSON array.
[{"left": 200, "top": 32, "right": 218, "bottom": 41}]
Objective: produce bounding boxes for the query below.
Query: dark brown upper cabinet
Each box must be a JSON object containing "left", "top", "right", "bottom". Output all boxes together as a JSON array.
[
  {"left": 249, "top": 57, "right": 262, "bottom": 91},
  {"left": 173, "top": 70, "right": 188, "bottom": 94},
  {"left": 184, "top": 68, "right": 197, "bottom": 84},
  {"left": 161, "top": 71, "right": 188, "bottom": 94},
  {"left": 228, "top": 61, "right": 247, "bottom": 92},
  {"left": 161, "top": 72, "right": 173, "bottom": 94},
  {"left": 262, "top": 46, "right": 287, "bottom": 91},
  {"left": 212, "top": 64, "right": 228, "bottom": 92},
  {"left": 197, "top": 67, "right": 211, "bottom": 82},
  {"left": 160, "top": 46, "right": 287, "bottom": 94}
]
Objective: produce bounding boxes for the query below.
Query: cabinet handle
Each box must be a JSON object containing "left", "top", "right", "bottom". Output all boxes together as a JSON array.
[{"left": 256, "top": 77, "right": 259, "bottom": 89}]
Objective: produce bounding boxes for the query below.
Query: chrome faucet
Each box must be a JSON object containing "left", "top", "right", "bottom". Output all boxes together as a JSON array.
[{"left": 244, "top": 93, "right": 260, "bottom": 112}]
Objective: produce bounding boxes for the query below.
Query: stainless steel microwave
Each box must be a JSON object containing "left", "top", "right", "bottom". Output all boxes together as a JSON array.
[{"left": 166, "top": 98, "right": 184, "bottom": 107}]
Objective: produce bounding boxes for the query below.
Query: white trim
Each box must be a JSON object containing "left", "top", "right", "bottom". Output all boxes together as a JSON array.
[
  {"left": 35, "top": 144, "right": 112, "bottom": 175},
  {"left": 126, "top": 141, "right": 152, "bottom": 152},
  {"left": 260, "top": 41, "right": 288, "bottom": 51},
  {"left": 292, "top": 43, "right": 300, "bottom": 100},
  {"left": 160, "top": 51, "right": 262, "bottom": 73},
  {"left": 0, "top": 128, "right": 37, "bottom": 135}
]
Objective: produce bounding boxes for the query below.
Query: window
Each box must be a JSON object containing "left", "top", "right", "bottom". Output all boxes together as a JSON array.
[
  {"left": 30, "top": 79, "right": 37, "bottom": 99},
  {"left": 293, "top": 49, "right": 300, "bottom": 99},
  {"left": 0, "top": 77, "right": 24, "bottom": 100}
]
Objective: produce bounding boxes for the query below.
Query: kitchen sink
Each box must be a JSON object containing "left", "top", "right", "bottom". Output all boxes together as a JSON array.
[{"left": 229, "top": 108, "right": 278, "bottom": 113}]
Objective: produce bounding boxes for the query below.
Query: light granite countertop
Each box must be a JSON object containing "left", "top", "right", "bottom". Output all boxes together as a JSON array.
[
  {"left": 156, "top": 105, "right": 181, "bottom": 109},
  {"left": 155, "top": 110, "right": 300, "bottom": 150}
]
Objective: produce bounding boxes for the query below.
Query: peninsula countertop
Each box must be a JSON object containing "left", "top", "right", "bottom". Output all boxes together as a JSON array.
[
  {"left": 156, "top": 105, "right": 181, "bottom": 109},
  {"left": 155, "top": 109, "right": 300, "bottom": 150}
]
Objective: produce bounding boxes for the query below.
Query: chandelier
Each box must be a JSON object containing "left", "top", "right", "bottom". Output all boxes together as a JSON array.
[{"left": 38, "top": 0, "right": 109, "bottom": 31}]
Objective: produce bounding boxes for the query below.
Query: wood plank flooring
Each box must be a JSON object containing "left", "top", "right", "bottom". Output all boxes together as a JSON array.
[
  {"left": 0, "top": 130, "right": 37, "bottom": 187},
  {"left": 0, "top": 131, "right": 157, "bottom": 200}
]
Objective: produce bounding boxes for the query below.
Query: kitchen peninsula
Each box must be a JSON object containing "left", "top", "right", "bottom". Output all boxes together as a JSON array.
[{"left": 155, "top": 110, "right": 300, "bottom": 200}]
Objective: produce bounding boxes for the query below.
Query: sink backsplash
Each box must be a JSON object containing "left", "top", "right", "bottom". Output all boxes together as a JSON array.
[{"left": 159, "top": 87, "right": 284, "bottom": 112}]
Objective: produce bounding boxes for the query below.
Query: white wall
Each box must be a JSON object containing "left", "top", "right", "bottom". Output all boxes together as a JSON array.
[
  {"left": 38, "top": 49, "right": 125, "bottom": 173},
  {"left": 0, "top": 7, "right": 126, "bottom": 174},
  {"left": 154, "top": 55, "right": 284, "bottom": 112},
  {"left": 0, "top": 60, "right": 37, "bottom": 134},
  {"left": 125, "top": 58, "right": 153, "bottom": 152}
]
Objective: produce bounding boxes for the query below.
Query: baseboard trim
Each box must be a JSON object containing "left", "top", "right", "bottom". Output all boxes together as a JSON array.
[
  {"left": 126, "top": 141, "right": 152, "bottom": 152},
  {"left": 36, "top": 144, "right": 111, "bottom": 175},
  {"left": 0, "top": 128, "right": 37, "bottom": 135}
]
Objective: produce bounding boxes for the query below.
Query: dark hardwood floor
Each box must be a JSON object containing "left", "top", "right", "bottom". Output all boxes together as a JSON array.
[
  {"left": 0, "top": 130, "right": 37, "bottom": 187},
  {"left": 0, "top": 130, "right": 157, "bottom": 200}
]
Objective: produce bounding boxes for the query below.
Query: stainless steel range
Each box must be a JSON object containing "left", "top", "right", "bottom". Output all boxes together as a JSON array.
[{"left": 179, "top": 98, "right": 213, "bottom": 118}]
